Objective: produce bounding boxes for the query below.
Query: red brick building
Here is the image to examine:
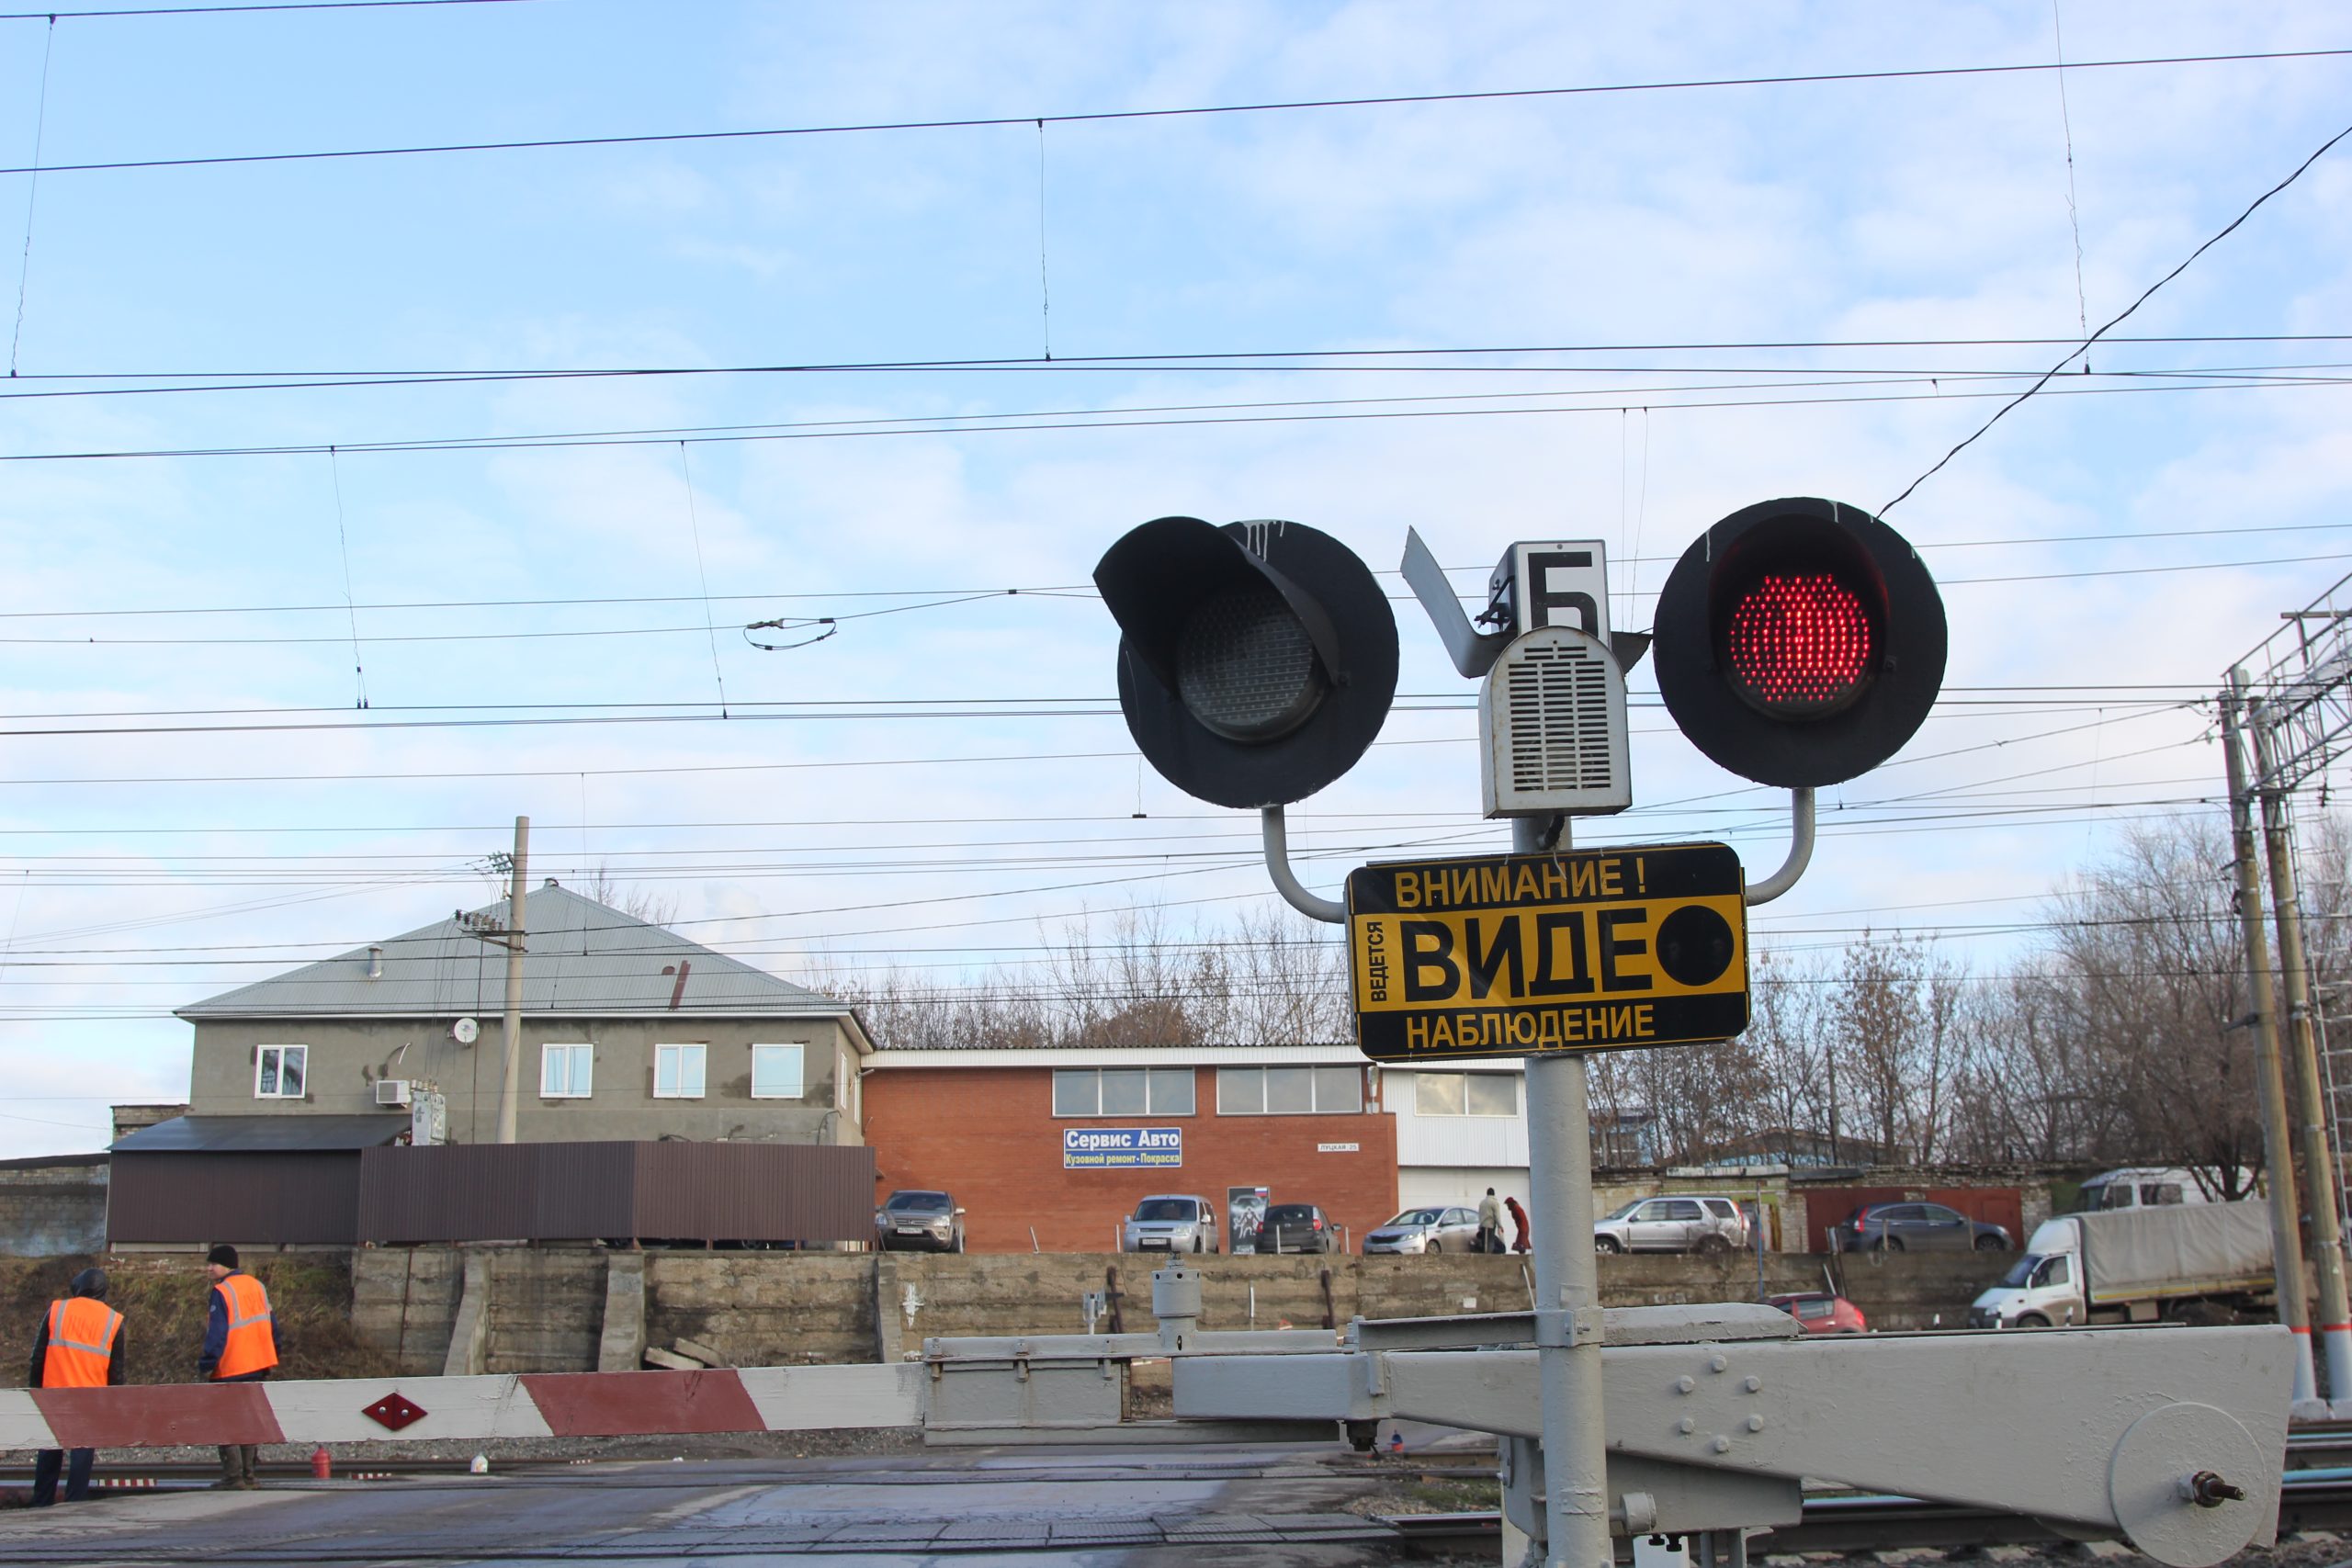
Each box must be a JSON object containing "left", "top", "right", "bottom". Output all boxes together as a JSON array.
[{"left": 863, "top": 1045, "right": 1398, "bottom": 1253}]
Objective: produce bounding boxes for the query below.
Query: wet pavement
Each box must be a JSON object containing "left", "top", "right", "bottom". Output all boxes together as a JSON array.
[{"left": 0, "top": 1441, "right": 1432, "bottom": 1565}]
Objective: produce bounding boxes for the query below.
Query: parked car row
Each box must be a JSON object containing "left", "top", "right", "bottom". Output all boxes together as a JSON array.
[{"left": 877, "top": 1188, "right": 2014, "bottom": 1261}]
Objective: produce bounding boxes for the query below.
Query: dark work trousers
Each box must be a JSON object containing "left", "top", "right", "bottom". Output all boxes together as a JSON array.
[
  {"left": 213, "top": 1368, "right": 269, "bottom": 1486},
  {"left": 32, "top": 1447, "right": 93, "bottom": 1505}
]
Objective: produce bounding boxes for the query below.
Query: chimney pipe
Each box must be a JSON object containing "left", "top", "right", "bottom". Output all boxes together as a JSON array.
[{"left": 367, "top": 945, "right": 384, "bottom": 979}]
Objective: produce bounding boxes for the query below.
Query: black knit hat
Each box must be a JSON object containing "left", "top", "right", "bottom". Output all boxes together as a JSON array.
[{"left": 206, "top": 1244, "right": 239, "bottom": 1269}]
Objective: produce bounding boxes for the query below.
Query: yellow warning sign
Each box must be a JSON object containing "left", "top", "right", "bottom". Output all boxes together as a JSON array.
[{"left": 1347, "top": 843, "right": 1748, "bottom": 1061}]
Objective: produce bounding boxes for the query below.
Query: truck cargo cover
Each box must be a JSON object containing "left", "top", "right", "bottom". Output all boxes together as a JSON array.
[{"left": 2080, "top": 1201, "right": 2274, "bottom": 1296}]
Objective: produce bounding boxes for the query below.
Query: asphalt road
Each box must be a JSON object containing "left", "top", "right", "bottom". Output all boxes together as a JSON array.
[{"left": 0, "top": 1441, "right": 1442, "bottom": 1566}]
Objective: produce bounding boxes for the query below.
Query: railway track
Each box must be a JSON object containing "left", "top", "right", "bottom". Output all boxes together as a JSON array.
[{"left": 6, "top": 1450, "right": 2346, "bottom": 1559}]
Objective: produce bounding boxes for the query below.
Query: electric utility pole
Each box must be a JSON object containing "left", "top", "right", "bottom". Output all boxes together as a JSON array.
[{"left": 496, "top": 816, "right": 529, "bottom": 1144}]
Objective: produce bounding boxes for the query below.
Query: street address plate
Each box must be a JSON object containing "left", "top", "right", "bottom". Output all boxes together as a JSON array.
[{"left": 1346, "top": 842, "right": 1749, "bottom": 1062}]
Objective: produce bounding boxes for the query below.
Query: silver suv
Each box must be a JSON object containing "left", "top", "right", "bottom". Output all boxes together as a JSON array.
[
  {"left": 1593, "top": 1195, "right": 1747, "bottom": 1254},
  {"left": 1122, "top": 1194, "right": 1219, "bottom": 1254}
]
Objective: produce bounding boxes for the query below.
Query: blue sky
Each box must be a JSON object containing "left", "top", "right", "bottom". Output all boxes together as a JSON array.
[{"left": 0, "top": 0, "right": 2347, "bottom": 1156}]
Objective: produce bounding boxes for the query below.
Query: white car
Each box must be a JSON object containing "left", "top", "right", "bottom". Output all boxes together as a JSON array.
[
  {"left": 1122, "top": 1194, "right": 1220, "bottom": 1254},
  {"left": 1593, "top": 1196, "right": 1747, "bottom": 1254},
  {"left": 1363, "top": 1206, "right": 1485, "bottom": 1255}
]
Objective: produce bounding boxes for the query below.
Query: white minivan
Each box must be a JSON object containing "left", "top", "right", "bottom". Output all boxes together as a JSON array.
[{"left": 2071, "top": 1167, "right": 2247, "bottom": 1213}]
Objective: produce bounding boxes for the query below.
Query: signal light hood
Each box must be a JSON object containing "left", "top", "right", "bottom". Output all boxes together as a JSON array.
[{"left": 1653, "top": 497, "right": 1946, "bottom": 789}]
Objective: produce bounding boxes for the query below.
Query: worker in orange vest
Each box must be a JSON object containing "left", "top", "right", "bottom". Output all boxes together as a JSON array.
[
  {"left": 199, "top": 1245, "right": 277, "bottom": 1490},
  {"left": 29, "top": 1267, "right": 124, "bottom": 1506}
]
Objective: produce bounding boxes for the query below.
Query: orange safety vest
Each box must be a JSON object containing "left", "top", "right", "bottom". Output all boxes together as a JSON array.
[
  {"left": 212, "top": 1273, "right": 277, "bottom": 1380},
  {"left": 40, "top": 1297, "right": 122, "bottom": 1389}
]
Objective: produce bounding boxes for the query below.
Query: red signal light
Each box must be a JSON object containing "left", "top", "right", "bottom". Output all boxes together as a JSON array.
[{"left": 1724, "top": 572, "right": 1875, "bottom": 717}]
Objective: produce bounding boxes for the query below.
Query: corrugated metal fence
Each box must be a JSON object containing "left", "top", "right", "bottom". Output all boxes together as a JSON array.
[
  {"left": 110, "top": 1143, "right": 875, "bottom": 1247},
  {"left": 356, "top": 1142, "right": 876, "bottom": 1244}
]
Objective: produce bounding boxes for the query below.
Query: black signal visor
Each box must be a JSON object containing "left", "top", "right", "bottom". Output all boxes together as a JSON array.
[
  {"left": 1654, "top": 498, "right": 1944, "bottom": 789},
  {"left": 1095, "top": 516, "right": 1397, "bottom": 810}
]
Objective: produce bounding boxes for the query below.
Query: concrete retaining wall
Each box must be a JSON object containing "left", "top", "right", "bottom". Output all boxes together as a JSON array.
[
  {"left": 348, "top": 1245, "right": 2018, "bottom": 1372},
  {"left": 0, "top": 1158, "right": 108, "bottom": 1258},
  {"left": 646, "top": 1254, "right": 876, "bottom": 1368},
  {"left": 486, "top": 1248, "right": 609, "bottom": 1374},
  {"left": 349, "top": 1245, "right": 465, "bottom": 1376}
]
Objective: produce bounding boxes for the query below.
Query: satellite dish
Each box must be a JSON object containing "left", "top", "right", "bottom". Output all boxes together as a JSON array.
[{"left": 451, "top": 1017, "right": 480, "bottom": 1044}]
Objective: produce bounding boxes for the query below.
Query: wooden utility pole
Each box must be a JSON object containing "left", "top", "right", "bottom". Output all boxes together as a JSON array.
[{"left": 495, "top": 816, "right": 529, "bottom": 1145}]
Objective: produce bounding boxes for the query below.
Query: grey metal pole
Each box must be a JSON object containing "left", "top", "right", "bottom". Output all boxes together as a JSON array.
[
  {"left": 2222, "top": 672, "right": 2315, "bottom": 1405},
  {"left": 495, "top": 816, "right": 530, "bottom": 1145},
  {"left": 2249, "top": 707, "right": 2351, "bottom": 1401},
  {"left": 1516, "top": 816, "right": 1612, "bottom": 1568}
]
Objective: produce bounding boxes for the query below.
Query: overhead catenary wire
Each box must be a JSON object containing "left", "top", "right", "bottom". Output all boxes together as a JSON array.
[
  {"left": 1881, "top": 113, "right": 2352, "bottom": 514},
  {"left": 5, "top": 45, "right": 2349, "bottom": 178},
  {"left": 7, "top": 366, "right": 2348, "bottom": 464}
]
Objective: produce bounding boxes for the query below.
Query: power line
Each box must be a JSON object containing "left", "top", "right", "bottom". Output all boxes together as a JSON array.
[
  {"left": 4, "top": 366, "right": 2344, "bottom": 464},
  {"left": 1, "top": 0, "right": 536, "bottom": 17},
  {"left": 1882, "top": 113, "right": 2352, "bottom": 513},
  {"left": 13, "top": 335, "right": 2352, "bottom": 395},
  {"left": 6, "top": 46, "right": 2347, "bottom": 178},
  {"left": 0, "top": 514, "right": 2342, "bottom": 625}
]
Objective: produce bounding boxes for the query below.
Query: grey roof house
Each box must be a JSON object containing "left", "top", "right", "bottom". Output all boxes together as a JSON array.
[
  {"left": 152, "top": 880, "right": 874, "bottom": 1147},
  {"left": 107, "top": 885, "right": 877, "bottom": 1247}
]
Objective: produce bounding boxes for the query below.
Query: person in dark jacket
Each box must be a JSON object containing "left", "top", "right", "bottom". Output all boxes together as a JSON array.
[
  {"left": 199, "top": 1245, "right": 277, "bottom": 1489},
  {"left": 1504, "top": 1194, "right": 1532, "bottom": 1255},
  {"left": 28, "top": 1267, "right": 125, "bottom": 1506}
]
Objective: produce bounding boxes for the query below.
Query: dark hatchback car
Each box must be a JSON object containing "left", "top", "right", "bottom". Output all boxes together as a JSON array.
[
  {"left": 1259, "top": 1202, "right": 1337, "bottom": 1254},
  {"left": 1837, "top": 1201, "right": 2009, "bottom": 1253},
  {"left": 874, "top": 1190, "right": 966, "bottom": 1253}
]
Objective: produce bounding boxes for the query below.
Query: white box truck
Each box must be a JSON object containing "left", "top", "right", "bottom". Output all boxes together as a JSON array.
[{"left": 1968, "top": 1201, "right": 2274, "bottom": 1328}]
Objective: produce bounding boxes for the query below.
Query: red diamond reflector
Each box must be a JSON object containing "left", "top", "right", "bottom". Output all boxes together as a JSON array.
[{"left": 362, "top": 1392, "right": 427, "bottom": 1432}]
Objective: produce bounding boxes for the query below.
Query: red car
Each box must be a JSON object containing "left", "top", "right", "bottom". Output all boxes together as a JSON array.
[{"left": 1768, "top": 1292, "right": 1866, "bottom": 1334}]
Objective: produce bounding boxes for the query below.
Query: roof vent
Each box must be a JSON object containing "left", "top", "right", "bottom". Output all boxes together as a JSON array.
[
  {"left": 367, "top": 944, "right": 384, "bottom": 979},
  {"left": 1479, "top": 626, "right": 1632, "bottom": 817}
]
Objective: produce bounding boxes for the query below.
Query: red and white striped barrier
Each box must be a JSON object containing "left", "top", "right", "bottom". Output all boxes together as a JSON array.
[{"left": 0, "top": 1365, "right": 920, "bottom": 1450}]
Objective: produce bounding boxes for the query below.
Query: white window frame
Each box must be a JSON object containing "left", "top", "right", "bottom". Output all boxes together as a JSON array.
[
  {"left": 540, "top": 1043, "right": 594, "bottom": 1099},
  {"left": 1218, "top": 1065, "right": 1359, "bottom": 1116},
  {"left": 1054, "top": 1066, "right": 1195, "bottom": 1118},
  {"left": 751, "top": 1043, "right": 806, "bottom": 1100},
  {"left": 653, "top": 1042, "right": 707, "bottom": 1100},
  {"left": 1413, "top": 1070, "right": 1520, "bottom": 1118},
  {"left": 254, "top": 1043, "right": 307, "bottom": 1100}
]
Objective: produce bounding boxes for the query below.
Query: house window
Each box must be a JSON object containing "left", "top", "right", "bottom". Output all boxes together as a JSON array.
[
  {"left": 1052, "top": 1067, "right": 1194, "bottom": 1116},
  {"left": 541, "top": 1043, "right": 594, "bottom": 1099},
  {"left": 254, "top": 1044, "right": 307, "bottom": 1099},
  {"left": 1217, "top": 1066, "right": 1362, "bottom": 1115},
  {"left": 654, "top": 1043, "right": 707, "bottom": 1099},
  {"left": 752, "top": 1043, "right": 805, "bottom": 1099},
  {"left": 1414, "top": 1071, "right": 1519, "bottom": 1117}
]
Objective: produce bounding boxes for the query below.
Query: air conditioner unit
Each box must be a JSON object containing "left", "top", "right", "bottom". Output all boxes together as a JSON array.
[
  {"left": 375, "top": 1078, "right": 412, "bottom": 1108},
  {"left": 1479, "top": 625, "right": 1632, "bottom": 817}
]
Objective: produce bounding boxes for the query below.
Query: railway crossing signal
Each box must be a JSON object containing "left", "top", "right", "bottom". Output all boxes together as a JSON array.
[
  {"left": 1652, "top": 496, "right": 1948, "bottom": 788},
  {"left": 1094, "top": 516, "right": 1397, "bottom": 810}
]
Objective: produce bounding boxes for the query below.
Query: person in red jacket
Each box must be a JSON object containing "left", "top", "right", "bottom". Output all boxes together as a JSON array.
[
  {"left": 199, "top": 1245, "right": 277, "bottom": 1490},
  {"left": 28, "top": 1268, "right": 124, "bottom": 1506},
  {"left": 1505, "top": 1195, "right": 1532, "bottom": 1255}
]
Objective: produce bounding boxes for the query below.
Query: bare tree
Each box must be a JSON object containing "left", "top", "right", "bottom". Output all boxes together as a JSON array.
[{"left": 578, "top": 860, "right": 681, "bottom": 928}]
